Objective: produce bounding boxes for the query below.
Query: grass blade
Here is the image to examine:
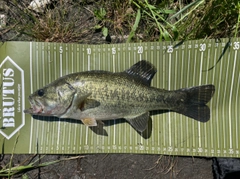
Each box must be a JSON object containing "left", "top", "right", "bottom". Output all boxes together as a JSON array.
[
  {"left": 170, "top": 0, "right": 204, "bottom": 20},
  {"left": 127, "top": 8, "right": 141, "bottom": 42}
]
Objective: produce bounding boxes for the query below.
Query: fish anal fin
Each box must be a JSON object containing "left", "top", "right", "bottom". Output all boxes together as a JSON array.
[
  {"left": 81, "top": 118, "right": 97, "bottom": 126},
  {"left": 125, "top": 112, "right": 150, "bottom": 132},
  {"left": 124, "top": 60, "right": 157, "bottom": 86}
]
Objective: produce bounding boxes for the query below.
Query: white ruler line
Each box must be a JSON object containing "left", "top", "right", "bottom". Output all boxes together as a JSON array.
[
  {"left": 48, "top": 44, "right": 51, "bottom": 85},
  {"left": 64, "top": 46, "right": 68, "bottom": 148},
  {"left": 186, "top": 46, "right": 190, "bottom": 87},
  {"left": 229, "top": 50, "right": 237, "bottom": 149},
  {"left": 51, "top": 122, "right": 55, "bottom": 149},
  {"left": 68, "top": 124, "right": 71, "bottom": 147},
  {"left": 211, "top": 47, "right": 217, "bottom": 149},
  {"left": 236, "top": 64, "right": 240, "bottom": 149},
  {"left": 168, "top": 52, "right": 172, "bottom": 147},
  {"left": 193, "top": 51, "right": 197, "bottom": 85},
  {"left": 41, "top": 44, "right": 45, "bottom": 149},
  {"left": 73, "top": 123, "right": 77, "bottom": 146},
  {"left": 40, "top": 123, "right": 45, "bottom": 151},
  {"left": 223, "top": 49, "right": 231, "bottom": 149},
  {"left": 216, "top": 44, "right": 223, "bottom": 149},
  {"left": 57, "top": 44, "right": 63, "bottom": 147},
  {"left": 29, "top": 42, "right": 33, "bottom": 153},
  {"left": 180, "top": 50, "right": 184, "bottom": 148},
  {"left": 198, "top": 50, "right": 204, "bottom": 148},
  {"left": 174, "top": 50, "right": 178, "bottom": 148},
  {"left": 85, "top": 50, "right": 90, "bottom": 146},
  {"left": 46, "top": 120, "right": 49, "bottom": 146},
  {"left": 199, "top": 51, "right": 203, "bottom": 84},
  {"left": 72, "top": 46, "right": 74, "bottom": 72},
  {"left": 129, "top": 120, "right": 132, "bottom": 150},
  {"left": 186, "top": 46, "right": 191, "bottom": 148},
  {"left": 68, "top": 123, "right": 72, "bottom": 150},
  {"left": 192, "top": 48, "right": 197, "bottom": 148},
  {"left": 54, "top": 46, "right": 57, "bottom": 79},
  {"left": 36, "top": 43, "right": 39, "bottom": 88},
  {"left": 134, "top": 46, "right": 138, "bottom": 151},
  {"left": 140, "top": 44, "right": 146, "bottom": 147},
  {"left": 35, "top": 43, "right": 40, "bottom": 152},
  {"left": 51, "top": 44, "right": 57, "bottom": 149},
  {"left": 113, "top": 54, "right": 116, "bottom": 146},
  {"left": 42, "top": 44, "right": 45, "bottom": 84},
  {"left": 73, "top": 45, "right": 79, "bottom": 149},
  {"left": 88, "top": 55, "right": 90, "bottom": 71},
  {"left": 30, "top": 42, "right": 33, "bottom": 97},
  {"left": 93, "top": 48, "right": 96, "bottom": 70},
  {"left": 204, "top": 46, "right": 210, "bottom": 150},
  {"left": 156, "top": 47, "right": 160, "bottom": 147},
  {"left": 162, "top": 45, "right": 166, "bottom": 147},
  {"left": 65, "top": 46, "right": 68, "bottom": 74},
  {"left": 85, "top": 127, "right": 89, "bottom": 146},
  {"left": 149, "top": 44, "right": 154, "bottom": 148},
  {"left": 62, "top": 121, "right": 65, "bottom": 147},
  {"left": 60, "top": 45, "right": 63, "bottom": 77}
]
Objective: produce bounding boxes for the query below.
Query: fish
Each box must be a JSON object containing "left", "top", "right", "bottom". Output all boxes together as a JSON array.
[{"left": 24, "top": 60, "right": 215, "bottom": 132}]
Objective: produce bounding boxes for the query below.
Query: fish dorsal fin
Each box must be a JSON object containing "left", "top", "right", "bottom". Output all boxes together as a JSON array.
[
  {"left": 124, "top": 60, "right": 157, "bottom": 86},
  {"left": 125, "top": 112, "right": 150, "bottom": 132}
]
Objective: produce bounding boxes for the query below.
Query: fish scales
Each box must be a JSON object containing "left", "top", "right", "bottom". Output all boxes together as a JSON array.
[
  {"left": 66, "top": 72, "right": 170, "bottom": 110},
  {"left": 24, "top": 60, "right": 215, "bottom": 132}
]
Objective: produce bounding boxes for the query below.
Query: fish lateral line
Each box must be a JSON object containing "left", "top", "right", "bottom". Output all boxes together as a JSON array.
[{"left": 24, "top": 60, "right": 215, "bottom": 132}]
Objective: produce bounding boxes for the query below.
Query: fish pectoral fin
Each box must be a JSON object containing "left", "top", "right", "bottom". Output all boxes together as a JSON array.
[
  {"left": 81, "top": 118, "right": 97, "bottom": 126},
  {"left": 79, "top": 99, "right": 101, "bottom": 111},
  {"left": 73, "top": 92, "right": 92, "bottom": 109},
  {"left": 125, "top": 112, "right": 150, "bottom": 132}
]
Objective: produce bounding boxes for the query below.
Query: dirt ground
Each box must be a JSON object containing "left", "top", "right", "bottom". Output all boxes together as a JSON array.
[{"left": 1, "top": 154, "right": 213, "bottom": 179}]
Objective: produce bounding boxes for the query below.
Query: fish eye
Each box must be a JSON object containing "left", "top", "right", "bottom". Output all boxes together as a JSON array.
[{"left": 38, "top": 89, "right": 44, "bottom": 96}]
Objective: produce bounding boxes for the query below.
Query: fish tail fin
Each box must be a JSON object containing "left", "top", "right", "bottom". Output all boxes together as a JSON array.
[{"left": 174, "top": 84, "right": 215, "bottom": 122}]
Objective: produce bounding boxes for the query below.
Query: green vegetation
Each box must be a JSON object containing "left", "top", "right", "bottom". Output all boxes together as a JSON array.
[
  {"left": 0, "top": 0, "right": 239, "bottom": 43},
  {"left": 0, "top": 155, "right": 82, "bottom": 178},
  {"left": 0, "top": 133, "right": 83, "bottom": 178}
]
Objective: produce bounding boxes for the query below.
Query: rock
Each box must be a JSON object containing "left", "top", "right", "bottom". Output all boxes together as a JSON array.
[{"left": 28, "top": 0, "right": 51, "bottom": 13}]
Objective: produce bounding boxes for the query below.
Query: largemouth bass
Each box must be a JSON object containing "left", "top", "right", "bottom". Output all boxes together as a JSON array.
[{"left": 24, "top": 60, "right": 215, "bottom": 132}]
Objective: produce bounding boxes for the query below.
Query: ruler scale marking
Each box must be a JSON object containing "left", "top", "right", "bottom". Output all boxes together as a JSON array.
[{"left": 1, "top": 38, "right": 238, "bottom": 156}]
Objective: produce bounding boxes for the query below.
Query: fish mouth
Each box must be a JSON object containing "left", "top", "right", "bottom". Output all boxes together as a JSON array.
[{"left": 24, "top": 96, "right": 44, "bottom": 114}]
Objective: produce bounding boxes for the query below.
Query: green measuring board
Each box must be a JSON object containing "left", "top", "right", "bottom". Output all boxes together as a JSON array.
[{"left": 0, "top": 38, "right": 239, "bottom": 157}]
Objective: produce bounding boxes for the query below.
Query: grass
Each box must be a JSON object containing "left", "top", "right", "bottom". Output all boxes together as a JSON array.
[
  {"left": 176, "top": 0, "right": 240, "bottom": 40},
  {"left": 0, "top": 155, "right": 83, "bottom": 178},
  {"left": 1, "top": 0, "right": 95, "bottom": 43},
  {"left": 0, "top": 133, "right": 84, "bottom": 178},
  {"left": 145, "top": 155, "right": 181, "bottom": 178},
  {"left": 0, "top": 0, "right": 239, "bottom": 42}
]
